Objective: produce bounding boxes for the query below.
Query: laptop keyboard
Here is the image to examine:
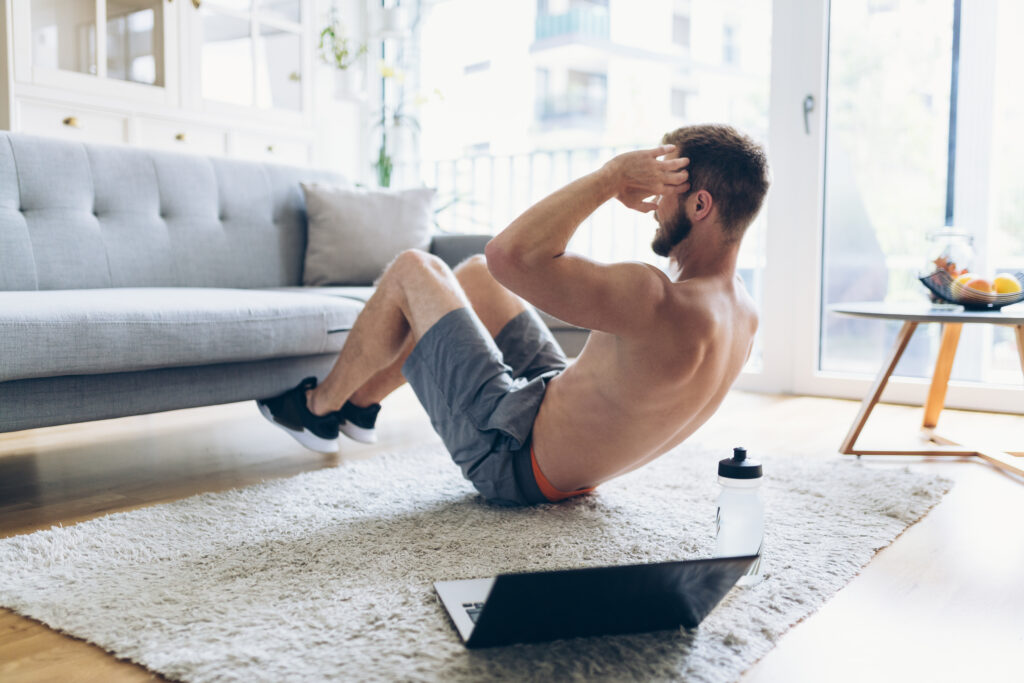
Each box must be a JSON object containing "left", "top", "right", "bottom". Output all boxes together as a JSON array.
[{"left": 462, "top": 602, "right": 485, "bottom": 623}]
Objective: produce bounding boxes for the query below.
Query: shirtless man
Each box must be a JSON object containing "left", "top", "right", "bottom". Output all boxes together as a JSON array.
[{"left": 258, "top": 123, "right": 770, "bottom": 506}]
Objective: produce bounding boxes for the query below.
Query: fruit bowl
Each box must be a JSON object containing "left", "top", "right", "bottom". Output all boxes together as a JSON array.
[{"left": 919, "top": 269, "right": 1024, "bottom": 310}]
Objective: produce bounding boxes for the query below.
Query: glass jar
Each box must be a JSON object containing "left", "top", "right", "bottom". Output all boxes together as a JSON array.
[
  {"left": 925, "top": 230, "right": 974, "bottom": 278},
  {"left": 923, "top": 230, "right": 974, "bottom": 303}
]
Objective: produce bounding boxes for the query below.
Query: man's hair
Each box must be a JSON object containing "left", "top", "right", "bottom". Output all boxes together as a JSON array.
[{"left": 661, "top": 124, "right": 770, "bottom": 241}]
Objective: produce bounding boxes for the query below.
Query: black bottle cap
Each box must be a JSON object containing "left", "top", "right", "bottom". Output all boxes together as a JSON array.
[{"left": 718, "top": 446, "right": 762, "bottom": 479}]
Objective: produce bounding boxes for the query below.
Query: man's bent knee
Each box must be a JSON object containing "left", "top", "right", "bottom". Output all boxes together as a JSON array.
[
  {"left": 379, "top": 249, "right": 451, "bottom": 287},
  {"left": 453, "top": 253, "right": 488, "bottom": 276},
  {"left": 393, "top": 248, "right": 449, "bottom": 275},
  {"left": 383, "top": 249, "right": 468, "bottom": 337}
]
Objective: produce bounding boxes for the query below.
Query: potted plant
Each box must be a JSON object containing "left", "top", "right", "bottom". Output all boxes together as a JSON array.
[
  {"left": 374, "top": 102, "right": 419, "bottom": 188},
  {"left": 318, "top": 14, "right": 367, "bottom": 98}
]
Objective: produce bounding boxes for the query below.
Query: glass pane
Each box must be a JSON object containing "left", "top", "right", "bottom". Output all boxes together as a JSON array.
[
  {"left": 257, "top": 24, "right": 302, "bottom": 110},
  {"left": 209, "top": 0, "right": 253, "bottom": 12},
  {"left": 106, "top": 0, "right": 163, "bottom": 86},
  {"left": 259, "top": 0, "right": 301, "bottom": 24},
  {"left": 821, "top": 1, "right": 954, "bottom": 378},
  {"left": 201, "top": 10, "right": 254, "bottom": 107},
  {"left": 31, "top": 0, "right": 97, "bottom": 75},
  {"left": 987, "top": 0, "right": 1024, "bottom": 384},
  {"left": 414, "top": 0, "right": 772, "bottom": 368}
]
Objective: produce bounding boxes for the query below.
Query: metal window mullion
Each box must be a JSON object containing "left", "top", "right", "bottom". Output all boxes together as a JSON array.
[{"left": 944, "top": 0, "right": 962, "bottom": 227}]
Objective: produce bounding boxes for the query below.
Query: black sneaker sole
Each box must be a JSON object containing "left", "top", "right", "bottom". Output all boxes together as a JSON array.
[{"left": 257, "top": 402, "right": 339, "bottom": 454}]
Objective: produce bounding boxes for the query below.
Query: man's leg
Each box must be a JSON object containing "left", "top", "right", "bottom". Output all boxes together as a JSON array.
[
  {"left": 307, "top": 249, "right": 468, "bottom": 416},
  {"left": 338, "top": 254, "right": 530, "bottom": 409},
  {"left": 455, "top": 254, "right": 530, "bottom": 338}
]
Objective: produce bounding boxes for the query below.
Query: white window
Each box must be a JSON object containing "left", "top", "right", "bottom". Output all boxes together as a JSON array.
[
  {"left": 722, "top": 25, "right": 736, "bottom": 65},
  {"left": 671, "top": 88, "right": 688, "bottom": 118},
  {"left": 673, "top": 13, "right": 690, "bottom": 48}
]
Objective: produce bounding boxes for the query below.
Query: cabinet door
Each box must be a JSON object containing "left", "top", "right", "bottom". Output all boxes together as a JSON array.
[
  {"left": 185, "top": 0, "right": 309, "bottom": 121},
  {"left": 14, "top": 0, "right": 178, "bottom": 105},
  {"left": 105, "top": 0, "right": 168, "bottom": 88},
  {"left": 22, "top": 0, "right": 99, "bottom": 77}
]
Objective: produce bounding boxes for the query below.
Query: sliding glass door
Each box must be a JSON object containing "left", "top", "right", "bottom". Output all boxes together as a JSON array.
[
  {"left": 799, "top": 0, "right": 1024, "bottom": 410},
  {"left": 820, "top": 1, "right": 954, "bottom": 380}
]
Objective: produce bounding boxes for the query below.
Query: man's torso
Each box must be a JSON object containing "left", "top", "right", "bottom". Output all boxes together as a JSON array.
[{"left": 531, "top": 272, "right": 757, "bottom": 491}]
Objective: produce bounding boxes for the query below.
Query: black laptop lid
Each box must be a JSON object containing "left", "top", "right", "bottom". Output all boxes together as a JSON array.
[{"left": 466, "top": 555, "right": 757, "bottom": 648}]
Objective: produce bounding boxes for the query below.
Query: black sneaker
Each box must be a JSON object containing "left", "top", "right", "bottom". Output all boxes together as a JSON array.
[
  {"left": 337, "top": 400, "right": 381, "bottom": 444},
  {"left": 257, "top": 377, "right": 340, "bottom": 453}
]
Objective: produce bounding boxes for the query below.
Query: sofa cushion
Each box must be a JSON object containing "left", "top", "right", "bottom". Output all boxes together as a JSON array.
[
  {"left": 0, "top": 288, "right": 361, "bottom": 382},
  {"left": 300, "top": 184, "right": 435, "bottom": 286},
  {"left": 0, "top": 132, "right": 343, "bottom": 292}
]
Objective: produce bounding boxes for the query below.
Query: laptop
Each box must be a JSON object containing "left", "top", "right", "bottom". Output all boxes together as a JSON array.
[{"left": 434, "top": 554, "right": 758, "bottom": 648}]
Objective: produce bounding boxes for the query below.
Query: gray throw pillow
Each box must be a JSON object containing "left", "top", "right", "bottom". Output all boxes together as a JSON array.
[{"left": 301, "top": 183, "right": 436, "bottom": 286}]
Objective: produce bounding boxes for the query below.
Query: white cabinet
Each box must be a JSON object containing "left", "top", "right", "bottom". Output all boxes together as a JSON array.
[{"left": 1, "top": 0, "right": 316, "bottom": 163}]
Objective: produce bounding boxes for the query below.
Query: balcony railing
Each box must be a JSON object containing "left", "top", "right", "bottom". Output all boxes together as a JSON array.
[
  {"left": 535, "top": 7, "right": 610, "bottom": 42},
  {"left": 392, "top": 147, "right": 763, "bottom": 285},
  {"left": 395, "top": 147, "right": 652, "bottom": 260},
  {"left": 535, "top": 94, "right": 606, "bottom": 126}
]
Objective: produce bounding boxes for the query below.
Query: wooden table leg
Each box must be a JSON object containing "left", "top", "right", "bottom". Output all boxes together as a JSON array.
[
  {"left": 835, "top": 312, "right": 1022, "bottom": 480},
  {"left": 922, "top": 323, "right": 962, "bottom": 429},
  {"left": 840, "top": 320, "right": 918, "bottom": 454}
]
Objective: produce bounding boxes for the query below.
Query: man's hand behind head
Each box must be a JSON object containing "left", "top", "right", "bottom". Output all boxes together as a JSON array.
[{"left": 605, "top": 145, "right": 691, "bottom": 213}]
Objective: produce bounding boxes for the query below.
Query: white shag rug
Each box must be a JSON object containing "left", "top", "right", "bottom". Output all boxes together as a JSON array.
[{"left": 0, "top": 444, "right": 951, "bottom": 683}]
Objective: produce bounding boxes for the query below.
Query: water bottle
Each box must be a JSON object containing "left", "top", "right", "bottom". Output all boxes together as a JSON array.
[{"left": 714, "top": 446, "right": 764, "bottom": 586}]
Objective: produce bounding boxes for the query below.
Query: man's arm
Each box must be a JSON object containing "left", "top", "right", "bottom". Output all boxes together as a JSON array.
[{"left": 484, "top": 145, "right": 689, "bottom": 335}]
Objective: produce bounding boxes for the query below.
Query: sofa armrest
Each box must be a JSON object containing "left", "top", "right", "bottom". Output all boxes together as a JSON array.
[{"left": 429, "top": 233, "right": 491, "bottom": 269}]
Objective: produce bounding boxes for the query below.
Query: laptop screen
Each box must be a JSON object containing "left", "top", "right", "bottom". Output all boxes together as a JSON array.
[{"left": 465, "top": 555, "right": 757, "bottom": 648}]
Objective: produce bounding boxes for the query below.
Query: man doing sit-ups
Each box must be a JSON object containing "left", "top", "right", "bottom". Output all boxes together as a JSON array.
[{"left": 259, "top": 124, "right": 770, "bottom": 505}]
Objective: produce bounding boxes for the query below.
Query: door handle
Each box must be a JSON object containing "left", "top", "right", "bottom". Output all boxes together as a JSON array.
[{"left": 802, "top": 94, "right": 815, "bottom": 135}]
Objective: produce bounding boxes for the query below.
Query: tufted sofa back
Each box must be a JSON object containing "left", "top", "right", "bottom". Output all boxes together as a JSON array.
[{"left": 0, "top": 132, "right": 342, "bottom": 291}]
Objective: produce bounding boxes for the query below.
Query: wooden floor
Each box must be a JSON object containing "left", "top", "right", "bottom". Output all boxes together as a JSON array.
[{"left": 0, "top": 388, "right": 1021, "bottom": 682}]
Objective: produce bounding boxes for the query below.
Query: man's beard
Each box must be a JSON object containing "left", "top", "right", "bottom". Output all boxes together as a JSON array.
[{"left": 651, "top": 206, "right": 693, "bottom": 257}]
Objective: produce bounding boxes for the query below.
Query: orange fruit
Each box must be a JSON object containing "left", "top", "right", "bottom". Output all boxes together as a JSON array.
[
  {"left": 993, "top": 273, "right": 1022, "bottom": 294},
  {"left": 964, "top": 278, "right": 994, "bottom": 293}
]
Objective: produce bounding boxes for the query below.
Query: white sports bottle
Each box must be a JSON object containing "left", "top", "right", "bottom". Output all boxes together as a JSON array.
[{"left": 713, "top": 446, "right": 764, "bottom": 586}]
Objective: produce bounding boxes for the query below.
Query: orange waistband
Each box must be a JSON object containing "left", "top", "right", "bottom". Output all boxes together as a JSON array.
[{"left": 530, "top": 446, "right": 595, "bottom": 503}]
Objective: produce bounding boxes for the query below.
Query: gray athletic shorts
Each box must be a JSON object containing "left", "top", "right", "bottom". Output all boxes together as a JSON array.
[{"left": 401, "top": 306, "right": 570, "bottom": 505}]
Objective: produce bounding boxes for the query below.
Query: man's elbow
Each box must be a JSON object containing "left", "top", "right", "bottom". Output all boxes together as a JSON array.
[{"left": 484, "top": 238, "right": 521, "bottom": 286}]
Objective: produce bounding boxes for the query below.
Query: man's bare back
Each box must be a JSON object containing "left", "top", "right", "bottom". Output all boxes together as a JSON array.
[{"left": 533, "top": 270, "right": 758, "bottom": 491}]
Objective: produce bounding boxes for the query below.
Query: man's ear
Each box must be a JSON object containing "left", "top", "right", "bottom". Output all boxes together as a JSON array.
[{"left": 692, "top": 189, "right": 713, "bottom": 221}]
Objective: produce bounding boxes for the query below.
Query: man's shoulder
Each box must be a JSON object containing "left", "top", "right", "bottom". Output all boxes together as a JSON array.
[
  {"left": 603, "top": 261, "right": 675, "bottom": 317},
  {"left": 662, "top": 276, "right": 757, "bottom": 334}
]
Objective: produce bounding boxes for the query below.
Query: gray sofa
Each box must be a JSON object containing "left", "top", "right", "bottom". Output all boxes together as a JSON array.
[{"left": 0, "top": 132, "right": 587, "bottom": 433}]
